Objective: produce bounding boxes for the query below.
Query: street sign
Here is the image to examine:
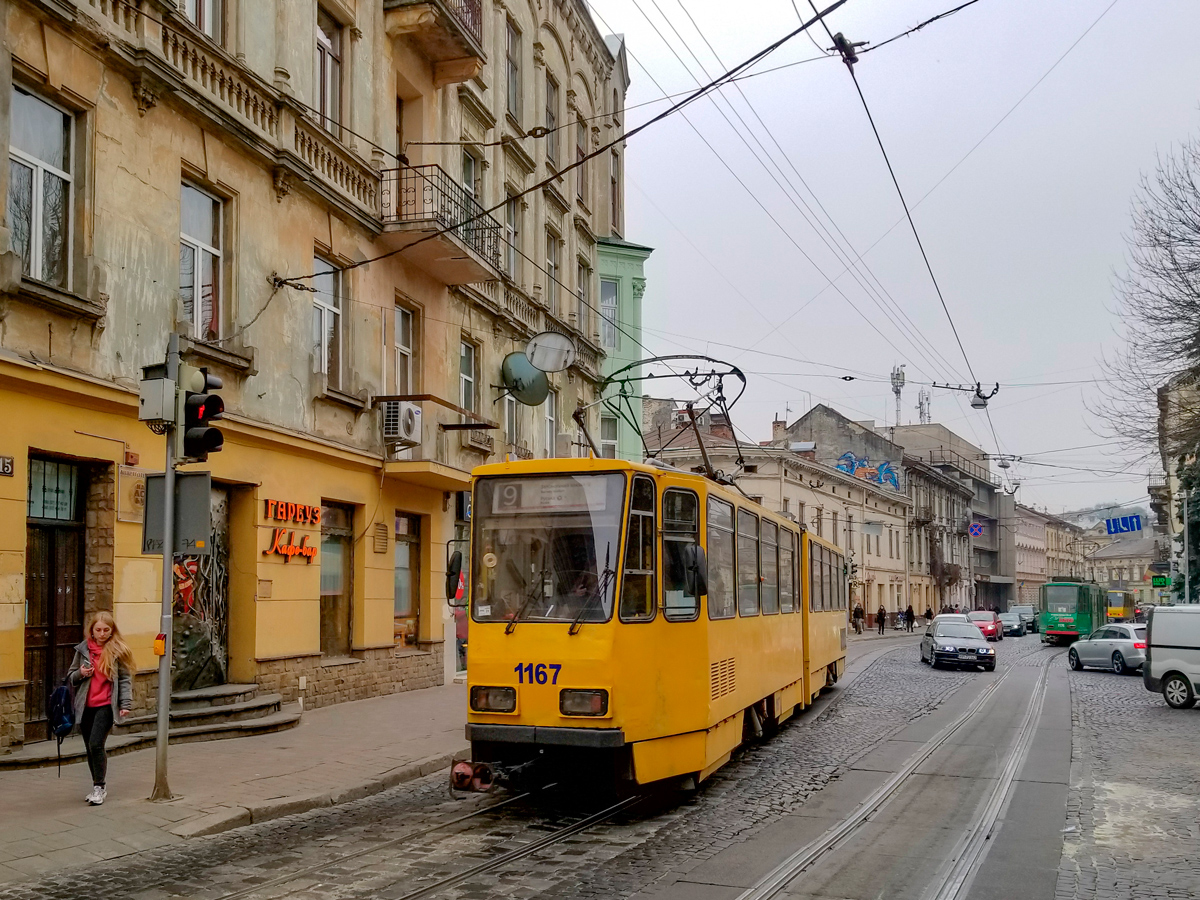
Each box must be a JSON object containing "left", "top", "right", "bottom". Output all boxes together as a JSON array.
[
  {"left": 1152, "top": 575, "right": 1171, "bottom": 588},
  {"left": 1105, "top": 515, "right": 1142, "bottom": 535},
  {"left": 142, "top": 471, "right": 212, "bottom": 555},
  {"left": 969, "top": 522, "right": 984, "bottom": 537}
]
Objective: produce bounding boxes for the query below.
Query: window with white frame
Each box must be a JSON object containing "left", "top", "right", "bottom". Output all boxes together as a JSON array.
[
  {"left": 180, "top": 183, "right": 222, "bottom": 342},
  {"left": 576, "top": 261, "right": 589, "bottom": 333},
  {"left": 8, "top": 88, "right": 72, "bottom": 288},
  {"left": 505, "top": 193, "right": 519, "bottom": 279},
  {"left": 544, "top": 389, "right": 557, "bottom": 457},
  {"left": 462, "top": 151, "right": 477, "bottom": 202},
  {"left": 505, "top": 394, "right": 519, "bottom": 446},
  {"left": 545, "top": 229, "right": 558, "bottom": 313},
  {"left": 600, "top": 278, "right": 619, "bottom": 349},
  {"left": 601, "top": 415, "right": 618, "bottom": 459},
  {"left": 185, "top": 0, "right": 222, "bottom": 42},
  {"left": 459, "top": 340, "right": 476, "bottom": 414},
  {"left": 316, "top": 7, "right": 342, "bottom": 135},
  {"left": 312, "top": 257, "right": 342, "bottom": 390},
  {"left": 394, "top": 305, "right": 413, "bottom": 394},
  {"left": 545, "top": 75, "right": 559, "bottom": 167},
  {"left": 505, "top": 20, "right": 521, "bottom": 121}
]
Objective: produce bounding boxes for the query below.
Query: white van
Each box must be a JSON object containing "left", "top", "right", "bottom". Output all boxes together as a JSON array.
[{"left": 1143, "top": 605, "right": 1200, "bottom": 708}]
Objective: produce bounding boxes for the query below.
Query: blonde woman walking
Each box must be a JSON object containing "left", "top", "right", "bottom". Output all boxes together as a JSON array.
[{"left": 67, "top": 611, "right": 134, "bottom": 805}]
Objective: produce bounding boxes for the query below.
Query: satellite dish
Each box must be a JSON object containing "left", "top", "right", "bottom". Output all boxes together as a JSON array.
[
  {"left": 501, "top": 352, "right": 550, "bottom": 406},
  {"left": 526, "top": 331, "right": 577, "bottom": 373}
]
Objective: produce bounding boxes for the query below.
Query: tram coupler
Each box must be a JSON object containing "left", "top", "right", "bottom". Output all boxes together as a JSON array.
[{"left": 450, "top": 761, "right": 495, "bottom": 792}]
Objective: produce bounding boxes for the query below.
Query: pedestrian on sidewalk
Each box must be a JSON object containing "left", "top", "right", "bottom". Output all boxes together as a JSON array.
[
  {"left": 67, "top": 611, "right": 133, "bottom": 806},
  {"left": 924, "top": 607, "right": 933, "bottom": 626},
  {"left": 905, "top": 604, "right": 915, "bottom": 633},
  {"left": 877, "top": 605, "right": 887, "bottom": 635},
  {"left": 852, "top": 603, "right": 864, "bottom": 634}
]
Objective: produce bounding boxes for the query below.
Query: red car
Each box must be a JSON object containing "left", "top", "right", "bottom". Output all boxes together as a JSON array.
[{"left": 968, "top": 610, "right": 1003, "bottom": 642}]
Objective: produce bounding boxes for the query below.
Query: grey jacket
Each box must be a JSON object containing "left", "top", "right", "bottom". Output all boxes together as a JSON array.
[{"left": 67, "top": 639, "right": 133, "bottom": 723}]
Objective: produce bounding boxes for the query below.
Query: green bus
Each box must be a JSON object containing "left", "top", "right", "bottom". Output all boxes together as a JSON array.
[{"left": 1039, "top": 581, "right": 1105, "bottom": 644}]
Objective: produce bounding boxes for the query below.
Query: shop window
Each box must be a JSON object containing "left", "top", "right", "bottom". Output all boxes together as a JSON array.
[
  {"left": 185, "top": 0, "right": 222, "bottom": 43},
  {"left": 600, "top": 415, "right": 618, "bottom": 459},
  {"left": 620, "top": 476, "right": 656, "bottom": 621},
  {"left": 180, "top": 183, "right": 223, "bottom": 343},
  {"left": 320, "top": 502, "right": 354, "bottom": 656},
  {"left": 662, "top": 489, "right": 700, "bottom": 621},
  {"left": 737, "top": 509, "right": 760, "bottom": 616},
  {"left": 394, "top": 513, "right": 420, "bottom": 644},
  {"left": 761, "top": 521, "right": 779, "bottom": 614},
  {"left": 600, "top": 278, "right": 619, "bottom": 350},
  {"left": 707, "top": 497, "right": 735, "bottom": 620},
  {"left": 312, "top": 256, "right": 342, "bottom": 390},
  {"left": 316, "top": 7, "right": 342, "bottom": 136},
  {"left": 8, "top": 88, "right": 72, "bottom": 288}
]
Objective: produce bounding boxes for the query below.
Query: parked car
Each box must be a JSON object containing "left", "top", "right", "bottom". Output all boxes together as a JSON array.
[
  {"left": 1143, "top": 605, "right": 1200, "bottom": 709},
  {"left": 968, "top": 610, "right": 1003, "bottom": 641},
  {"left": 998, "top": 612, "right": 1026, "bottom": 636},
  {"left": 1067, "top": 623, "right": 1146, "bottom": 675},
  {"left": 1010, "top": 604, "right": 1037, "bottom": 632},
  {"left": 921, "top": 622, "right": 996, "bottom": 671}
]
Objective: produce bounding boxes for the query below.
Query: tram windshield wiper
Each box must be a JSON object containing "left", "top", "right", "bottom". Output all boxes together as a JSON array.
[
  {"left": 505, "top": 558, "right": 546, "bottom": 635},
  {"left": 569, "top": 543, "right": 614, "bottom": 636}
]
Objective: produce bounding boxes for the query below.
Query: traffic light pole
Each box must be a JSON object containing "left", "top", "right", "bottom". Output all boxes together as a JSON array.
[{"left": 151, "top": 335, "right": 179, "bottom": 802}]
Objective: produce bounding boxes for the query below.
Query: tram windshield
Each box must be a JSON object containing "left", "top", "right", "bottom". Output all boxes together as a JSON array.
[
  {"left": 1044, "top": 584, "right": 1078, "bottom": 614},
  {"left": 471, "top": 474, "right": 625, "bottom": 625}
]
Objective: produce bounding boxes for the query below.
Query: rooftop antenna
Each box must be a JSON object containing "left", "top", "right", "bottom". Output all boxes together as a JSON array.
[
  {"left": 917, "top": 388, "right": 931, "bottom": 425},
  {"left": 890, "top": 365, "right": 906, "bottom": 437}
]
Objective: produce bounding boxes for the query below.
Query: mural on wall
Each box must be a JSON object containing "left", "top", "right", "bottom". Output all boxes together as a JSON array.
[{"left": 836, "top": 452, "right": 901, "bottom": 491}]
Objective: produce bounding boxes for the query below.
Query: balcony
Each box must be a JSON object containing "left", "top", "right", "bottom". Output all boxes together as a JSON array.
[
  {"left": 384, "top": 0, "right": 485, "bottom": 84},
  {"left": 380, "top": 165, "right": 503, "bottom": 284}
]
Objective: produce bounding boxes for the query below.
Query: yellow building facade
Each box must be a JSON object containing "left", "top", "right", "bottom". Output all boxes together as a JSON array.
[{"left": 0, "top": 0, "right": 629, "bottom": 749}]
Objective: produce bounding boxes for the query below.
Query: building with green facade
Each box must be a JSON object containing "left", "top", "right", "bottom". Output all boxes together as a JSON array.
[{"left": 597, "top": 237, "right": 653, "bottom": 461}]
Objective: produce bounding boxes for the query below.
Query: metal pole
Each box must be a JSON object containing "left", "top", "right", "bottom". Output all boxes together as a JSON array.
[
  {"left": 151, "top": 335, "right": 179, "bottom": 801},
  {"left": 1186, "top": 486, "right": 1191, "bottom": 605}
]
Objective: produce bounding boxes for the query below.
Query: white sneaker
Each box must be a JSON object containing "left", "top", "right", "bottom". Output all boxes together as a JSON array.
[
  {"left": 84, "top": 787, "right": 97, "bottom": 803},
  {"left": 87, "top": 786, "right": 106, "bottom": 806}
]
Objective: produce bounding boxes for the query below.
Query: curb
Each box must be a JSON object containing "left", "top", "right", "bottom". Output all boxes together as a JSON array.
[{"left": 168, "top": 745, "right": 471, "bottom": 839}]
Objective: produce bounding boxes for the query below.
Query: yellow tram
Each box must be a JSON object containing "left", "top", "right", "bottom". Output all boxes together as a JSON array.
[{"left": 461, "top": 456, "right": 847, "bottom": 789}]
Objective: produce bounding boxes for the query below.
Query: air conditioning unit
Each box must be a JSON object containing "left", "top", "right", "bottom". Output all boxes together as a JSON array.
[{"left": 382, "top": 401, "right": 421, "bottom": 448}]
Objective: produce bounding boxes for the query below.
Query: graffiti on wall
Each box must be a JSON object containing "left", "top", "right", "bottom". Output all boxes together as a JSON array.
[{"left": 836, "top": 452, "right": 900, "bottom": 491}]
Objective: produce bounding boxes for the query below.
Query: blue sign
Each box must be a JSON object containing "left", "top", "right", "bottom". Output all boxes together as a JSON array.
[
  {"left": 969, "top": 522, "right": 984, "bottom": 537},
  {"left": 1105, "top": 515, "right": 1142, "bottom": 535}
]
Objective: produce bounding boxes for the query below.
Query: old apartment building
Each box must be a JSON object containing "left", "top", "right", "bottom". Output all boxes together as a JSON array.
[{"left": 0, "top": 0, "right": 635, "bottom": 749}]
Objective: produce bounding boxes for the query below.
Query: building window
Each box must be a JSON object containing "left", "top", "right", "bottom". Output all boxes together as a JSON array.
[
  {"left": 610, "top": 150, "right": 621, "bottom": 231},
  {"left": 601, "top": 415, "right": 618, "bottom": 458},
  {"left": 394, "top": 513, "right": 421, "bottom": 644},
  {"left": 504, "top": 394, "right": 519, "bottom": 446},
  {"left": 462, "top": 150, "right": 478, "bottom": 201},
  {"left": 576, "top": 261, "right": 589, "bottom": 333},
  {"left": 505, "top": 20, "right": 521, "bottom": 121},
  {"left": 185, "top": 0, "right": 222, "bottom": 42},
  {"left": 8, "top": 88, "right": 72, "bottom": 288},
  {"left": 782, "top": 498, "right": 790, "bottom": 515},
  {"left": 503, "top": 192, "right": 520, "bottom": 278},
  {"left": 545, "top": 230, "right": 559, "bottom": 313},
  {"left": 27, "top": 458, "right": 79, "bottom": 520},
  {"left": 316, "top": 8, "right": 342, "bottom": 135},
  {"left": 600, "top": 278, "right": 619, "bottom": 350},
  {"left": 394, "top": 305, "right": 413, "bottom": 393},
  {"left": 576, "top": 118, "right": 588, "bottom": 202},
  {"left": 544, "top": 390, "right": 557, "bottom": 457},
  {"left": 545, "top": 75, "right": 559, "bottom": 166},
  {"left": 320, "top": 502, "right": 354, "bottom": 657},
  {"left": 459, "top": 340, "right": 476, "bottom": 414},
  {"left": 180, "top": 184, "right": 222, "bottom": 342},
  {"left": 312, "top": 257, "right": 342, "bottom": 390},
  {"left": 831, "top": 511, "right": 839, "bottom": 548}
]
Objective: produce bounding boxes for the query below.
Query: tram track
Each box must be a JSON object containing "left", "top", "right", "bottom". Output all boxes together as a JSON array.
[{"left": 733, "top": 648, "right": 1064, "bottom": 900}]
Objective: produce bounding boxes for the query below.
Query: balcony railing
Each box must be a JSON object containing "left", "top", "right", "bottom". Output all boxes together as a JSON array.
[
  {"left": 380, "top": 165, "right": 502, "bottom": 268},
  {"left": 440, "top": 0, "right": 483, "bottom": 46},
  {"left": 383, "top": 0, "right": 485, "bottom": 65}
]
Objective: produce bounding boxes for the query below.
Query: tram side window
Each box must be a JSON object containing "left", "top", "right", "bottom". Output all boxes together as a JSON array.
[
  {"left": 707, "top": 497, "right": 736, "bottom": 619},
  {"left": 737, "top": 509, "right": 760, "bottom": 616},
  {"left": 835, "top": 552, "right": 846, "bottom": 609},
  {"left": 761, "top": 521, "right": 779, "bottom": 614},
  {"left": 809, "top": 543, "right": 821, "bottom": 611},
  {"left": 662, "top": 489, "right": 700, "bottom": 621},
  {"left": 779, "top": 530, "right": 795, "bottom": 613},
  {"left": 822, "top": 548, "right": 833, "bottom": 611},
  {"left": 620, "top": 475, "right": 657, "bottom": 621}
]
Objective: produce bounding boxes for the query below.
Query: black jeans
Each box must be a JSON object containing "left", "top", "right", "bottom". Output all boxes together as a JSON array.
[{"left": 80, "top": 705, "right": 114, "bottom": 786}]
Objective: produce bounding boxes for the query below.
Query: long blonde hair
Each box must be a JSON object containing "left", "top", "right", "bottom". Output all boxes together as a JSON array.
[{"left": 87, "top": 611, "right": 134, "bottom": 681}]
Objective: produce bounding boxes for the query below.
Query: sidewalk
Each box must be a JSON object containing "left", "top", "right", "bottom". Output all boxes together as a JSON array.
[
  {"left": 848, "top": 626, "right": 925, "bottom": 642},
  {"left": 0, "top": 683, "right": 468, "bottom": 884}
]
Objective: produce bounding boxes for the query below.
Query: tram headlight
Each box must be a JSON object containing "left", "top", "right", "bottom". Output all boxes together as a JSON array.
[
  {"left": 470, "top": 685, "right": 516, "bottom": 713},
  {"left": 560, "top": 689, "right": 609, "bottom": 717}
]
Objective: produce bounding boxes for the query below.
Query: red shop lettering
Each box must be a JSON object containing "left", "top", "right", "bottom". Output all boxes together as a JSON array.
[
  {"left": 264, "top": 499, "right": 321, "bottom": 525},
  {"left": 266, "top": 528, "right": 317, "bottom": 563}
]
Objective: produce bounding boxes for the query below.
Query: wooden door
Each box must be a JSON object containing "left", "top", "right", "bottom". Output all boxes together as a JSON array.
[{"left": 24, "top": 525, "right": 83, "bottom": 740}]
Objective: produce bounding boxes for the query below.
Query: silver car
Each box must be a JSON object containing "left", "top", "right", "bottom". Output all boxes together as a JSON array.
[{"left": 1068, "top": 623, "right": 1147, "bottom": 675}]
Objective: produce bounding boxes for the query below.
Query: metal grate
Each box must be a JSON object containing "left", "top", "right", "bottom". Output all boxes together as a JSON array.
[
  {"left": 372, "top": 522, "right": 389, "bottom": 554},
  {"left": 710, "top": 657, "right": 736, "bottom": 701}
]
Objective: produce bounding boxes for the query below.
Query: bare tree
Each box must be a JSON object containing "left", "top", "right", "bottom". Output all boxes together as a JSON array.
[{"left": 1095, "top": 135, "right": 1200, "bottom": 461}]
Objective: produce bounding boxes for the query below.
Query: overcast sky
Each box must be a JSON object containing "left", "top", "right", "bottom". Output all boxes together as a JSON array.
[{"left": 590, "top": 0, "right": 1200, "bottom": 514}]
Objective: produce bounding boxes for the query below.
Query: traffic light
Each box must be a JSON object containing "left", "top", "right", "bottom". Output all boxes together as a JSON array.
[{"left": 176, "top": 364, "right": 224, "bottom": 461}]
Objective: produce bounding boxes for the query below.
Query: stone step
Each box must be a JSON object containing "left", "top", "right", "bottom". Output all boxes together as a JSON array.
[
  {"left": 0, "top": 703, "right": 302, "bottom": 770},
  {"left": 170, "top": 683, "right": 260, "bottom": 710},
  {"left": 114, "top": 693, "right": 283, "bottom": 734}
]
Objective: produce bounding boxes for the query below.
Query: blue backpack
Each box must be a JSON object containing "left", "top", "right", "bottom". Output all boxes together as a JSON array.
[{"left": 47, "top": 678, "right": 75, "bottom": 776}]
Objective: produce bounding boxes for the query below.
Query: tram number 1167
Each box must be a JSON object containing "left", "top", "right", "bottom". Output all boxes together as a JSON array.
[{"left": 514, "top": 663, "right": 562, "bottom": 684}]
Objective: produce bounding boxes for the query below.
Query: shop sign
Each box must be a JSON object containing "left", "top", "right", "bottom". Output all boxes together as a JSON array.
[
  {"left": 265, "top": 527, "right": 317, "bottom": 563},
  {"left": 264, "top": 498, "right": 322, "bottom": 524}
]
